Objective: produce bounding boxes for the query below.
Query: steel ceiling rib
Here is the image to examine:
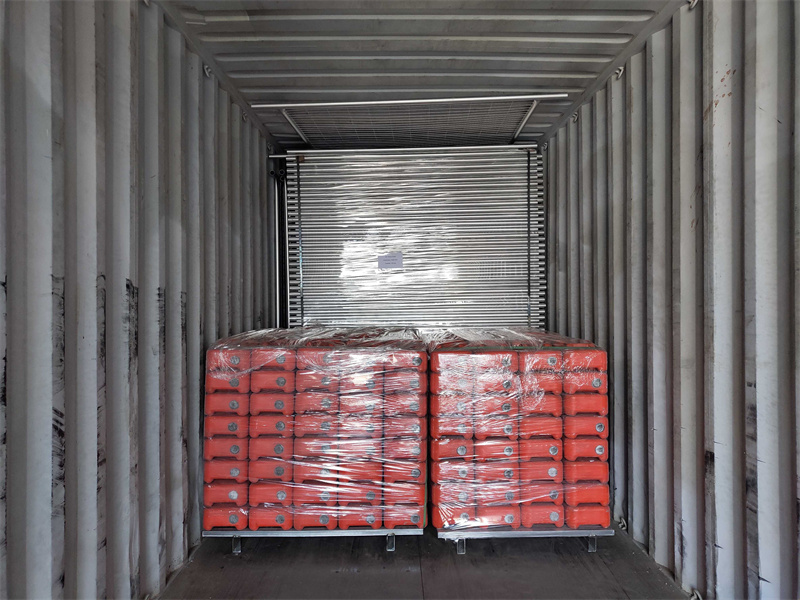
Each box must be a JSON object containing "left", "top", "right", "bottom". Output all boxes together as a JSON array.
[
  {"left": 170, "top": 0, "right": 679, "bottom": 148},
  {"left": 285, "top": 146, "right": 545, "bottom": 327}
]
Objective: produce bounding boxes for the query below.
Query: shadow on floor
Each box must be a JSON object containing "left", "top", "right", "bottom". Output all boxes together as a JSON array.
[{"left": 161, "top": 526, "right": 686, "bottom": 600}]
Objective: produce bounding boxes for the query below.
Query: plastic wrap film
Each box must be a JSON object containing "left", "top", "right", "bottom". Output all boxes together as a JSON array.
[
  {"left": 423, "top": 327, "right": 610, "bottom": 532},
  {"left": 203, "top": 327, "right": 427, "bottom": 532}
]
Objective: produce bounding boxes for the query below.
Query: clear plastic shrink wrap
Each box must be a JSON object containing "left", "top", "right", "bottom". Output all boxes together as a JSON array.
[
  {"left": 423, "top": 327, "right": 610, "bottom": 532},
  {"left": 203, "top": 327, "right": 427, "bottom": 532}
]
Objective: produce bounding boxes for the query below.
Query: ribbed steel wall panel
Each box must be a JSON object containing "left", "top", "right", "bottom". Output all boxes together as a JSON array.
[
  {"left": 285, "top": 147, "right": 545, "bottom": 328},
  {"left": 545, "top": 2, "right": 799, "bottom": 597},
  {"left": 0, "top": 1, "right": 277, "bottom": 597}
]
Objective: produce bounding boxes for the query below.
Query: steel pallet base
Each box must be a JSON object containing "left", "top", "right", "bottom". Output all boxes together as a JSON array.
[
  {"left": 203, "top": 528, "right": 424, "bottom": 554},
  {"left": 437, "top": 527, "right": 614, "bottom": 555}
]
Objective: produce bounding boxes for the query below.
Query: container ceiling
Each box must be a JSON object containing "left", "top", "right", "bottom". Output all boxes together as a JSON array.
[{"left": 165, "top": 0, "right": 683, "bottom": 150}]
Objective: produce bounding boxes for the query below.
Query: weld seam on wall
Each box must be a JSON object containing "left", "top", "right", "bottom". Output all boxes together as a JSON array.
[
  {"left": 64, "top": 1, "right": 101, "bottom": 596},
  {"left": 645, "top": 27, "right": 674, "bottom": 569}
]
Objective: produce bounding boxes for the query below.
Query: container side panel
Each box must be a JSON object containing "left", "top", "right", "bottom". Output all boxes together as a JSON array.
[
  {"left": 0, "top": 0, "right": 7, "bottom": 595},
  {"left": 746, "top": 1, "right": 796, "bottom": 596},
  {"left": 242, "top": 124, "right": 253, "bottom": 331},
  {"left": 217, "top": 89, "right": 231, "bottom": 339},
  {"left": 5, "top": 1, "right": 56, "bottom": 597},
  {"left": 567, "top": 120, "right": 580, "bottom": 339},
  {"left": 230, "top": 105, "right": 243, "bottom": 334},
  {"left": 579, "top": 104, "right": 594, "bottom": 341},
  {"left": 671, "top": 4, "right": 705, "bottom": 595},
  {"left": 592, "top": 91, "right": 609, "bottom": 352},
  {"left": 607, "top": 74, "right": 627, "bottom": 524},
  {"left": 556, "top": 128, "right": 568, "bottom": 335},
  {"left": 63, "top": 1, "right": 101, "bottom": 596},
  {"left": 165, "top": 26, "right": 187, "bottom": 573},
  {"left": 104, "top": 1, "right": 137, "bottom": 596},
  {"left": 645, "top": 28, "right": 674, "bottom": 569},
  {"left": 625, "top": 51, "right": 648, "bottom": 548},
  {"left": 138, "top": 4, "right": 165, "bottom": 594},
  {"left": 185, "top": 52, "right": 203, "bottom": 550},
  {"left": 203, "top": 76, "right": 219, "bottom": 349}
]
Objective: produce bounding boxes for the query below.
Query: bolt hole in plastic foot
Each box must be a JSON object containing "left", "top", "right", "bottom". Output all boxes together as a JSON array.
[
  {"left": 232, "top": 536, "right": 242, "bottom": 555},
  {"left": 456, "top": 538, "right": 466, "bottom": 555},
  {"left": 386, "top": 533, "right": 396, "bottom": 552}
]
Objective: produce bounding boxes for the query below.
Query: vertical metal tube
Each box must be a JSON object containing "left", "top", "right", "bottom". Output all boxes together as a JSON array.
[
  {"left": 252, "top": 129, "right": 264, "bottom": 328},
  {"left": 545, "top": 141, "right": 557, "bottom": 331},
  {"left": 266, "top": 156, "right": 278, "bottom": 327}
]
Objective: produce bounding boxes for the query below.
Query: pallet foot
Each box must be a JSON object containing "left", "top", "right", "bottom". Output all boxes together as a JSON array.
[
  {"left": 586, "top": 537, "right": 597, "bottom": 553},
  {"left": 456, "top": 538, "right": 466, "bottom": 555},
  {"left": 232, "top": 536, "right": 242, "bottom": 555},
  {"left": 386, "top": 533, "right": 396, "bottom": 552}
]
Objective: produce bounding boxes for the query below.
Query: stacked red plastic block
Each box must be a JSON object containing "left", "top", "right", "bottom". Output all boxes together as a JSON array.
[
  {"left": 428, "top": 328, "right": 610, "bottom": 532},
  {"left": 202, "top": 327, "right": 428, "bottom": 532}
]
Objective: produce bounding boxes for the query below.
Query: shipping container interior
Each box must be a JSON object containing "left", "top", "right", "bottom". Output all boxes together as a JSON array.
[{"left": 0, "top": 0, "right": 799, "bottom": 599}]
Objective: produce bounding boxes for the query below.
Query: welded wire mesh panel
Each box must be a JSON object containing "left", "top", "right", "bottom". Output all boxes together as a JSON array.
[
  {"left": 285, "top": 146, "right": 545, "bottom": 327},
  {"left": 283, "top": 99, "right": 535, "bottom": 149}
]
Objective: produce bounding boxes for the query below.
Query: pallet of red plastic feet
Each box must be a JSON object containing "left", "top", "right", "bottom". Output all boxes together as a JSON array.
[
  {"left": 203, "top": 326, "right": 427, "bottom": 541},
  {"left": 423, "top": 327, "right": 612, "bottom": 543}
]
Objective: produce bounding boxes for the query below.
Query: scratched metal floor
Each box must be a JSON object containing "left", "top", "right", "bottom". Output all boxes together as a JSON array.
[{"left": 161, "top": 526, "right": 686, "bottom": 600}]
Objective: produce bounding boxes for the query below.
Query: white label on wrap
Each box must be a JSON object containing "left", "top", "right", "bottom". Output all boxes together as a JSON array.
[{"left": 378, "top": 251, "right": 404, "bottom": 269}]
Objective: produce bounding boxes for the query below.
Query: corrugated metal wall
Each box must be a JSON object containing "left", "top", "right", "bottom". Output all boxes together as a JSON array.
[
  {"left": 544, "top": 1, "right": 799, "bottom": 597},
  {"left": 0, "top": 1, "right": 277, "bottom": 597}
]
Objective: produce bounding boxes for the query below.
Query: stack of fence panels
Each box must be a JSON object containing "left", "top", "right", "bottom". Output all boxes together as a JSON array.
[
  {"left": 427, "top": 327, "right": 610, "bottom": 533},
  {"left": 202, "top": 327, "right": 428, "bottom": 532}
]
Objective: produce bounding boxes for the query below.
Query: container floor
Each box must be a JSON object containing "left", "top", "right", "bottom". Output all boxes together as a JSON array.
[{"left": 162, "top": 525, "right": 685, "bottom": 599}]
